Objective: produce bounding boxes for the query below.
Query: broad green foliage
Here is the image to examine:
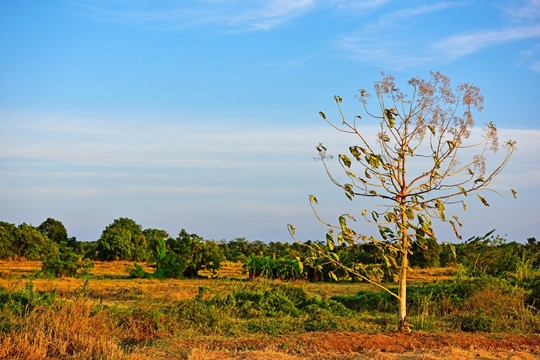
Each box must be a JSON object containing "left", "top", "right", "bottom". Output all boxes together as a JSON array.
[
  {"left": 11, "top": 223, "right": 58, "bottom": 260},
  {"left": 457, "top": 231, "right": 539, "bottom": 279},
  {"left": 143, "top": 228, "right": 169, "bottom": 261},
  {"left": 166, "top": 229, "right": 223, "bottom": 278},
  {"left": 38, "top": 218, "right": 68, "bottom": 245},
  {"left": 175, "top": 283, "right": 353, "bottom": 334},
  {"left": 290, "top": 72, "right": 515, "bottom": 331},
  {"left": 97, "top": 218, "right": 148, "bottom": 261},
  {"left": 41, "top": 244, "right": 94, "bottom": 278},
  {"left": 130, "top": 229, "right": 224, "bottom": 279},
  {"left": 242, "top": 255, "right": 303, "bottom": 281}
]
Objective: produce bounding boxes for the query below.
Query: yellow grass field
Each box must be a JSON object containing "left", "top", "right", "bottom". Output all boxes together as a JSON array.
[
  {"left": 0, "top": 260, "right": 457, "bottom": 304},
  {"left": 0, "top": 260, "right": 538, "bottom": 360}
]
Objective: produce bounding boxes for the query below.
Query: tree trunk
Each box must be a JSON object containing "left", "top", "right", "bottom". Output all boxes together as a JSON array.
[
  {"left": 398, "top": 203, "right": 409, "bottom": 332},
  {"left": 398, "top": 248, "right": 408, "bottom": 331}
]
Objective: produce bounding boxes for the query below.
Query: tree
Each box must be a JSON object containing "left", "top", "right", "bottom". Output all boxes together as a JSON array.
[
  {"left": 97, "top": 218, "right": 148, "bottom": 261},
  {"left": 13, "top": 223, "right": 58, "bottom": 260},
  {"left": 289, "top": 71, "right": 515, "bottom": 331},
  {"left": 172, "top": 229, "right": 223, "bottom": 278},
  {"left": 38, "top": 218, "right": 68, "bottom": 244},
  {"left": 143, "top": 228, "right": 169, "bottom": 261},
  {"left": 131, "top": 229, "right": 224, "bottom": 279},
  {"left": 0, "top": 222, "right": 18, "bottom": 259}
]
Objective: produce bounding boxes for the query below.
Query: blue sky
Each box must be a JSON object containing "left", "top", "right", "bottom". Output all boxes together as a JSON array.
[{"left": 1, "top": 0, "right": 539, "bottom": 243}]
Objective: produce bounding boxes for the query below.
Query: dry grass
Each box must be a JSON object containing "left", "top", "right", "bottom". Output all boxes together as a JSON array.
[
  {"left": 0, "top": 260, "right": 241, "bottom": 305},
  {"left": 0, "top": 260, "right": 538, "bottom": 359},
  {"left": 0, "top": 301, "right": 126, "bottom": 360}
]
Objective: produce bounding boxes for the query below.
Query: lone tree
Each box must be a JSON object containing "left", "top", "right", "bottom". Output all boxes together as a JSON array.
[{"left": 289, "top": 71, "right": 515, "bottom": 331}]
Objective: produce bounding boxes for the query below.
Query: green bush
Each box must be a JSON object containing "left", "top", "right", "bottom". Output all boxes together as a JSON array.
[
  {"left": 41, "top": 245, "right": 94, "bottom": 277},
  {"left": 0, "top": 281, "right": 56, "bottom": 316},
  {"left": 171, "top": 282, "right": 359, "bottom": 335}
]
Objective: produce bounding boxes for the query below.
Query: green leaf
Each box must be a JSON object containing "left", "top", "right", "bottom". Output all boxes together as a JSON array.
[
  {"left": 437, "top": 209, "right": 446, "bottom": 222},
  {"left": 330, "top": 272, "right": 338, "bottom": 281},
  {"left": 295, "top": 257, "right": 303, "bottom": 273},
  {"left": 477, "top": 194, "right": 490, "bottom": 207},
  {"left": 452, "top": 215, "right": 463, "bottom": 228},
  {"left": 349, "top": 146, "right": 362, "bottom": 160},
  {"left": 449, "top": 220, "right": 462, "bottom": 239},
  {"left": 326, "top": 233, "right": 335, "bottom": 251},
  {"left": 339, "top": 154, "right": 352, "bottom": 168},
  {"left": 339, "top": 216, "right": 346, "bottom": 230},
  {"left": 287, "top": 224, "right": 295, "bottom": 235},
  {"left": 319, "top": 111, "right": 326, "bottom": 120},
  {"left": 384, "top": 109, "right": 395, "bottom": 128}
]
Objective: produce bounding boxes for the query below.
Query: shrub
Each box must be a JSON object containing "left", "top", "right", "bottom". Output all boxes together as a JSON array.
[{"left": 41, "top": 245, "right": 94, "bottom": 277}]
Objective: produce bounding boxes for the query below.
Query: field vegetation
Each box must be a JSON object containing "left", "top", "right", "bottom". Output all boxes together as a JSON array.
[
  {"left": 0, "top": 253, "right": 539, "bottom": 359},
  {"left": 1, "top": 216, "right": 539, "bottom": 358}
]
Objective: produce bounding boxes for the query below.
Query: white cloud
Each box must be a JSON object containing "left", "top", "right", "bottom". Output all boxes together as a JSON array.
[
  {"left": 531, "top": 60, "right": 540, "bottom": 72},
  {"left": 432, "top": 24, "right": 540, "bottom": 60},
  {"left": 331, "top": 0, "right": 392, "bottom": 12},
  {"left": 336, "top": 2, "right": 540, "bottom": 70},
  {"left": 74, "top": 0, "right": 316, "bottom": 31},
  {"left": 502, "top": 0, "right": 540, "bottom": 20}
]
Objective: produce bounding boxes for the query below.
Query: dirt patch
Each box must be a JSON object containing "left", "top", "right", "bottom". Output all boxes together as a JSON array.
[{"left": 170, "top": 331, "right": 540, "bottom": 360}]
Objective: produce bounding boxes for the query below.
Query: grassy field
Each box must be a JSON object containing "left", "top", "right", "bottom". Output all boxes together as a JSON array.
[{"left": 0, "top": 260, "right": 538, "bottom": 359}]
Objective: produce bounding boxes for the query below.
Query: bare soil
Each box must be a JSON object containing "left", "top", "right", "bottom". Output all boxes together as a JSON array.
[{"left": 151, "top": 331, "right": 540, "bottom": 360}]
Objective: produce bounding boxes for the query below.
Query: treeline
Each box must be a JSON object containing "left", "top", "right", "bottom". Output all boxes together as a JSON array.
[{"left": 1, "top": 218, "right": 539, "bottom": 281}]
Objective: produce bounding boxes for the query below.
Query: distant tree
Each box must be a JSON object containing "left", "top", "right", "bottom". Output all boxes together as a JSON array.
[
  {"left": 289, "top": 71, "right": 515, "bottom": 331},
  {"left": 143, "top": 228, "right": 169, "bottom": 261},
  {"left": 0, "top": 221, "right": 18, "bottom": 258},
  {"left": 173, "top": 229, "right": 223, "bottom": 278},
  {"left": 220, "top": 237, "right": 250, "bottom": 262},
  {"left": 97, "top": 218, "right": 148, "bottom": 261},
  {"left": 457, "top": 231, "right": 521, "bottom": 277},
  {"left": 130, "top": 229, "right": 224, "bottom": 279},
  {"left": 38, "top": 218, "right": 68, "bottom": 244},
  {"left": 13, "top": 223, "right": 58, "bottom": 260},
  {"left": 410, "top": 237, "right": 441, "bottom": 268}
]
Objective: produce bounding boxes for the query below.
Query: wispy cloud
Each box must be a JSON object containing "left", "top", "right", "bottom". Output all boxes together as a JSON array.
[
  {"left": 432, "top": 24, "right": 540, "bottom": 60},
  {"left": 502, "top": 0, "right": 540, "bottom": 20},
  {"left": 531, "top": 60, "right": 540, "bottom": 72},
  {"left": 337, "top": 1, "right": 540, "bottom": 70},
  {"left": 73, "top": 0, "right": 316, "bottom": 31},
  {"left": 261, "top": 55, "right": 316, "bottom": 73},
  {"left": 373, "top": 2, "right": 455, "bottom": 28},
  {"left": 336, "top": 2, "right": 459, "bottom": 69},
  {"left": 331, "top": 0, "right": 392, "bottom": 13}
]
